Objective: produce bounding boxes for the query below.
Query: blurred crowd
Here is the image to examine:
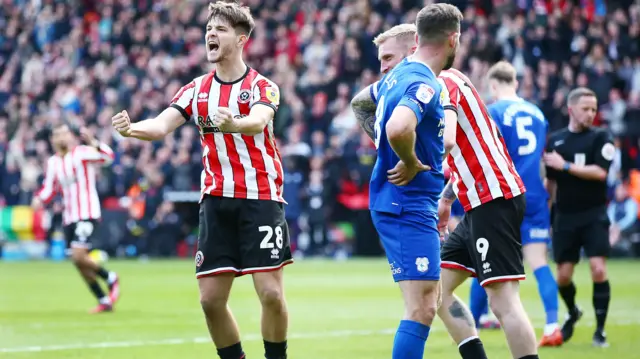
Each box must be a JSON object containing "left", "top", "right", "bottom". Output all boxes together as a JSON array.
[{"left": 1, "top": 0, "right": 640, "bottom": 257}]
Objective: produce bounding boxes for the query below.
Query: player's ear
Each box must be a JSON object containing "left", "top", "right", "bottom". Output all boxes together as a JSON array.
[{"left": 237, "top": 32, "right": 248, "bottom": 48}]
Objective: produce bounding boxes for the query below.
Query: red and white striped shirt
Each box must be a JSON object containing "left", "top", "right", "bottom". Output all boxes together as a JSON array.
[
  {"left": 170, "top": 67, "right": 285, "bottom": 202},
  {"left": 438, "top": 69, "right": 525, "bottom": 211},
  {"left": 37, "top": 144, "right": 115, "bottom": 225}
]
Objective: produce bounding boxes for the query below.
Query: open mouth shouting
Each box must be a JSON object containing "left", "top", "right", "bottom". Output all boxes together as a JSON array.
[{"left": 207, "top": 40, "right": 219, "bottom": 53}]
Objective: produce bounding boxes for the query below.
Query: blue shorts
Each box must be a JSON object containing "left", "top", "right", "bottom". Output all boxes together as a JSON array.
[
  {"left": 371, "top": 210, "right": 441, "bottom": 282},
  {"left": 521, "top": 211, "right": 550, "bottom": 245}
]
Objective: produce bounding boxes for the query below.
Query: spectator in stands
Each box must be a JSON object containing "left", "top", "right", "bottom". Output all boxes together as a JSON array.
[
  {"left": 1, "top": 0, "right": 640, "bottom": 257},
  {"left": 608, "top": 183, "right": 638, "bottom": 247}
]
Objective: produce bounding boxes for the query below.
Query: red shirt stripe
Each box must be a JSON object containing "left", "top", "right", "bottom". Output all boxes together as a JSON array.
[{"left": 439, "top": 69, "right": 525, "bottom": 211}]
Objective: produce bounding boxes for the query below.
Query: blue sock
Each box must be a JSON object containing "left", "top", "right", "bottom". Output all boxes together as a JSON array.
[
  {"left": 469, "top": 278, "right": 488, "bottom": 327},
  {"left": 534, "top": 265, "right": 559, "bottom": 324},
  {"left": 392, "top": 320, "right": 430, "bottom": 359}
]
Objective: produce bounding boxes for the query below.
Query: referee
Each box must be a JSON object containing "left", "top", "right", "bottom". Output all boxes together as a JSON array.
[{"left": 544, "top": 87, "right": 614, "bottom": 348}]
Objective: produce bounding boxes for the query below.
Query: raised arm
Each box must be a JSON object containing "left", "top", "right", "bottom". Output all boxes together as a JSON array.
[
  {"left": 215, "top": 78, "right": 281, "bottom": 136},
  {"left": 113, "top": 81, "right": 195, "bottom": 141},
  {"left": 350, "top": 84, "right": 377, "bottom": 141},
  {"left": 77, "top": 127, "right": 116, "bottom": 166}
]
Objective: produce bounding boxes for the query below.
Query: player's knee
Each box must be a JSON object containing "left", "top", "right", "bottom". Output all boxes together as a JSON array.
[
  {"left": 199, "top": 292, "right": 229, "bottom": 315},
  {"left": 407, "top": 303, "right": 437, "bottom": 324},
  {"left": 589, "top": 261, "right": 607, "bottom": 282},
  {"left": 257, "top": 286, "right": 286, "bottom": 311},
  {"left": 485, "top": 282, "right": 519, "bottom": 319},
  {"left": 405, "top": 284, "right": 439, "bottom": 324}
]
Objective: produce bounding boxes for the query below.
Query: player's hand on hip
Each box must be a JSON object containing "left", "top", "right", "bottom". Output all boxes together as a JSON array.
[
  {"left": 214, "top": 107, "right": 236, "bottom": 132},
  {"left": 387, "top": 160, "right": 430, "bottom": 186},
  {"left": 437, "top": 199, "right": 452, "bottom": 242},
  {"left": 543, "top": 151, "right": 565, "bottom": 170},
  {"left": 112, "top": 111, "right": 132, "bottom": 137}
]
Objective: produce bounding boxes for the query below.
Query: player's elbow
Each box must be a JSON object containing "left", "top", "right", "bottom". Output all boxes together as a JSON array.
[
  {"left": 594, "top": 170, "right": 607, "bottom": 182},
  {"left": 386, "top": 119, "right": 412, "bottom": 143},
  {"left": 444, "top": 136, "right": 455, "bottom": 153}
]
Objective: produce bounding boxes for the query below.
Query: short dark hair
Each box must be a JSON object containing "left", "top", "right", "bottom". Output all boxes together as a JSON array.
[
  {"left": 207, "top": 1, "right": 255, "bottom": 36},
  {"left": 567, "top": 87, "right": 597, "bottom": 105},
  {"left": 487, "top": 61, "right": 517, "bottom": 84},
  {"left": 415, "top": 3, "right": 463, "bottom": 45}
]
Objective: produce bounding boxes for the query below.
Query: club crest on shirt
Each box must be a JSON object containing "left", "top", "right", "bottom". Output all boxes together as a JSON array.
[
  {"left": 265, "top": 86, "right": 280, "bottom": 105},
  {"left": 238, "top": 89, "right": 251, "bottom": 104}
]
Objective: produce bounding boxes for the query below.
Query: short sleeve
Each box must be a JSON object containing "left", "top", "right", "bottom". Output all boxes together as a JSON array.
[
  {"left": 397, "top": 81, "right": 440, "bottom": 124},
  {"left": 593, "top": 131, "right": 615, "bottom": 171},
  {"left": 545, "top": 133, "right": 558, "bottom": 180},
  {"left": 437, "top": 77, "right": 460, "bottom": 113},
  {"left": 252, "top": 78, "right": 280, "bottom": 112},
  {"left": 370, "top": 81, "right": 380, "bottom": 104},
  {"left": 170, "top": 81, "right": 196, "bottom": 121}
]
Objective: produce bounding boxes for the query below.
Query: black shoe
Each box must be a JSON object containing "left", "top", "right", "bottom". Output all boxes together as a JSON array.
[
  {"left": 561, "top": 306, "right": 583, "bottom": 342},
  {"left": 592, "top": 330, "right": 609, "bottom": 348}
]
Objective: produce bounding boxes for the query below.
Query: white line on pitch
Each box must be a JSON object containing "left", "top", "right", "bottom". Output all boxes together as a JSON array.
[
  {"left": 2, "top": 318, "right": 640, "bottom": 354},
  {"left": 0, "top": 328, "right": 397, "bottom": 353}
]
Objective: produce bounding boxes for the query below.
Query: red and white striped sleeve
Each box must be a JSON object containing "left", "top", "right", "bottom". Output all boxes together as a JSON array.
[
  {"left": 438, "top": 76, "right": 460, "bottom": 114},
  {"left": 251, "top": 77, "right": 280, "bottom": 112},
  {"left": 77, "top": 144, "right": 115, "bottom": 166},
  {"left": 37, "top": 156, "right": 59, "bottom": 204},
  {"left": 170, "top": 81, "right": 196, "bottom": 120}
]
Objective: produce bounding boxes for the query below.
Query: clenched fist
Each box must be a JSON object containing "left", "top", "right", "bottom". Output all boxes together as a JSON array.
[
  {"left": 112, "top": 110, "right": 132, "bottom": 137},
  {"left": 213, "top": 107, "right": 237, "bottom": 132}
]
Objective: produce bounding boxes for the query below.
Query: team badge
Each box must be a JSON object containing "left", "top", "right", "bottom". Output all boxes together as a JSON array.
[
  {"left": 415, "top": 257, "right": 429, "bottom": 273},
  {"left": 195, "top": 251, "right": 204, "bottom": 267},
  {"left": 265, "top": 86, "right": 280, "bottom": 105},
  {"left": 416, "top": 84, "right": 435, "bottom": 104},
  {"left": 238, "top": 89, "right": 251, "bottom": 104}
]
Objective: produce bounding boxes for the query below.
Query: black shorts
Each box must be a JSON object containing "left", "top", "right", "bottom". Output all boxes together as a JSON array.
[
  {"left": 552, "top": 206, "right": 610, "bottom": 264},
  {"left": 63, "top": 219, "right": 98, "bottom": 250},
  {"left": 441, "top": 195, "right": 526, "bottom": 287},
  {"left": 196, "top": 195, "right": 293, "bottom": 278}
]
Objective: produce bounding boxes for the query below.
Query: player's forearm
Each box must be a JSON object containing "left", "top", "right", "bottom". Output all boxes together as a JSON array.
[
  {"left": 566, "top": 163, "right": 607, "bottom": 181},
  {"left": 388, "top": 130, "right": 420, "bottom": 166},
  {"left": 129, "top": 119, "right": 170, "bottom": 141},
  {"left": 231, "top": 115, "right": 267, "bottom": 136},
  {"left": 350, "top": 86, "right": 376, "bottom": 141},
  {"left": 441, "top": 180, "right": 456, "bottom": 205}
]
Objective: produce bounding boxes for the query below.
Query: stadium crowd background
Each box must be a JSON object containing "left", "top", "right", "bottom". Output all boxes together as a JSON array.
[{"left": 1, "top": 0, "right": 640, "bottom": 259}]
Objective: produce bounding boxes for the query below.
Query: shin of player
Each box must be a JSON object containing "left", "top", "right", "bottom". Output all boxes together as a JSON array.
[
  {"left": 466, "top": 61, "right": 561, "bottom": 345},
  {"left": 112, "top": 3, "right": 290, "bottom": 359},
  {"left": 544, "top": 88, "right": 613, "bottom": 348},
  {"left": 33, "top": 124, "right": 120, "bottom": 314},
  {"left": 437, "top": 65, "right": 538, "bottom": 357}
]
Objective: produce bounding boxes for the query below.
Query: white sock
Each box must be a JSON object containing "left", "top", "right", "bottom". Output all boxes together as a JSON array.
[
  {"left": 107, "top": 272, "right": 118, "bottom": 284},
  {"left": 543, "top": 323, "right": 558, "bottom": 335},
  {"left": 99, "top": 296, "right": 112, "bottom": 305}
]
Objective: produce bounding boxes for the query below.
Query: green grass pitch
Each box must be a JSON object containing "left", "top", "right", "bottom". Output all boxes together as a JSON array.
[{"left": 1, "top": 259, "right": 639, "bottom": 358}]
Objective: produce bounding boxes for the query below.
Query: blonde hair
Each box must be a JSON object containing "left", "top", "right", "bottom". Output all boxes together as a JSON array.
[
  {"left": 207, "top": 1, "right": 255, "bottom": 35},
  {"left": 373, "top": 23, "right": 417, "bottom": 47},
  {"left": 487, "top": 61, "right": 517, "bottom": 84}
]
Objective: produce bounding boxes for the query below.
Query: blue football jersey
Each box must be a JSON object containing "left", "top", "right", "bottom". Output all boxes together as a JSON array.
[
  {"left": 369, "top": 57, "right": 446, "bottom": 215},
  {"left": 489, "top": 98, "right": 548, "bottom": 215}
]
